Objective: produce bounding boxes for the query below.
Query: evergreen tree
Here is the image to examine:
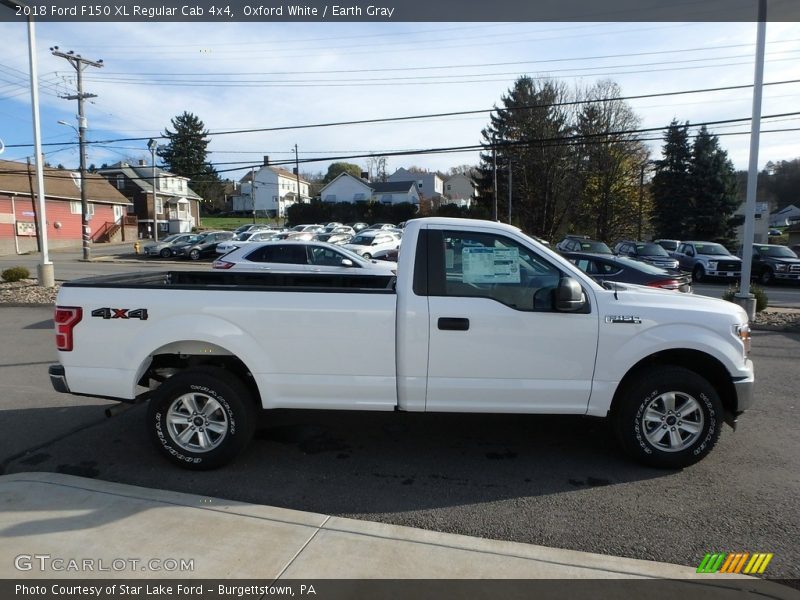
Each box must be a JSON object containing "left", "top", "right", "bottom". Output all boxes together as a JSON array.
[
  {"left": 688, "top": 126, "right": 738, "bottom": 243},
  {"left": 650, "top": 120, "right": 692, "bottom": 239},
  {"left": 476, "top": 76, "right": 578, "bottom": 238},
  {"left": 158, "top": 111, "right": 222, "bottom": 208}
]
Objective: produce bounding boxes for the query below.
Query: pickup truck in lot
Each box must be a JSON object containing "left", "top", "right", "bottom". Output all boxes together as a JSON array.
[
  {"left": 671, "top": 241, "right": 742, "bottom": 282},
  {"left": 49, "top": 218, "right": 754, "bottom": 470}
]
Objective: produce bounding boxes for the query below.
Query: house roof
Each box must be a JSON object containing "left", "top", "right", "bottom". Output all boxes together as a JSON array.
[
  {"left": 0, "top": 159, "right": 131, "bottom": 205},
  {"left": 98, "top": 162, "right": 202, "bottom": 200},
  {"left": 372, "top": 181, "right": 418, "bottom": 193},
  {"left": 239, "top": 166, "right": 310, "bottom": 185}
]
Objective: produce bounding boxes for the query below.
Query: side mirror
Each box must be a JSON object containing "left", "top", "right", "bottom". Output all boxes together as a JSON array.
[
  {"left": 341, "top": 259, "right": 354, "bottom": 267},
  {"left": 556, "top": 277, "right": 586, "bottom": 312}
]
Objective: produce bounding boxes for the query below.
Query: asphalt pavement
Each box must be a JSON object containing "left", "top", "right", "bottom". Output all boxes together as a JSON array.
[{"left": 1, "top": 305, "right": 798, "bottom": 579}]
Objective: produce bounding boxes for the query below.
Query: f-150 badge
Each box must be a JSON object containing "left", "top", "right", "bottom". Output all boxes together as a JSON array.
[{"left": 605, "top": 315, "right": 641, "bottom": 324}]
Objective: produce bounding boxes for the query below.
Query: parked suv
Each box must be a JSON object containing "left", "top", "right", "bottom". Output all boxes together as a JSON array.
[
  {"left": 744, "top": 243, "right": 800, "bottom": 285},
  {"left": 614, "top": 240, "right": 679, "bottom": 270},
  {"left": 555, "top": 235, "right": 613, "bottom": 255},
  {"left": 672, "top": 241, "right": 741, "bottom": 282}
]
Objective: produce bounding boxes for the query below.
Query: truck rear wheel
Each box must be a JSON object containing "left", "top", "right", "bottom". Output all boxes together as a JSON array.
[
  {"left": 147, "top": 367, "right": 256, "bottom": 470},
  {"left": 613, "top": 366, "right": 722, "bottom": 469}
]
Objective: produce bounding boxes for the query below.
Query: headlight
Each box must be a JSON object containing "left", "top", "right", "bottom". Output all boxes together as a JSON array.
[
  {"left": 734, "top": 323, "right": 751, "bottom": 356},
  {"left": 708, "top": 261, "right": 718, "bottom": 270},
  {"left": 776, "top": 264, "right": 788, "bottom": 272}
]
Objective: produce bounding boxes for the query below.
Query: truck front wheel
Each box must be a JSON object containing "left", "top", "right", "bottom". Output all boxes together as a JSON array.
[
  {"left": 692, "top": 265, "right": 705, "bottom": 282},
  {"left": 147, "top": 367, "right": 256, "bottom": 470},
  {"left": 613, "top": 366, "right": 722, "bottom": 469}
]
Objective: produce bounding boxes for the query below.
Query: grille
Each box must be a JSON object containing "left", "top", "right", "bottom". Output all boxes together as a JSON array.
[
  {"left": 718, "top": 261, "right": 740, "bottom": 271},
  {"left": 790, "top": 264, "right": 800, "bottom": 274}
]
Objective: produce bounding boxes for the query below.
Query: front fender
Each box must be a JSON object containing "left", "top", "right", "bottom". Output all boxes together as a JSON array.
[{"left": 587, "top": 321, "right": 747, "bottom": 416}]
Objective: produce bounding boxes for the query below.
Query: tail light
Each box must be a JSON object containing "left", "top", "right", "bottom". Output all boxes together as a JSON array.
[
  {"left": 54, "top": 306, "right": 82, "bottom": 351},
  {"left": 212, "top": 260, "right": 235, "bottom": 270},
  {"left": 647, "top": 279, "right": 680, "bottom": 290}
]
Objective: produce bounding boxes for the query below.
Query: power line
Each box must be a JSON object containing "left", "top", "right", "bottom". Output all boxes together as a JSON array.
[{"left": 5, "top": 79, "right": 800, "bottom": 150}]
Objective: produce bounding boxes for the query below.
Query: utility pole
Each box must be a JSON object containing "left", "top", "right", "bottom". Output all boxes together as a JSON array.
[
  {"left": 294, "top": 144, "right": 302, "bottom": 207},
  {"left": 147, "top": 139, "right": 159, "bottom": 242},
  {"left": 638, "top": 162, "right": 645, "bottom": 240},
  {"left": 492, "top": 134, "right": 498, "bottom": 221},
  {"left": 250, "top": 166, "right": 256, "bottom": 224},
  {"left": 50, "top": 46, "right": 103, "bottom": 261},
  {"left": 507, "top": 160, "right": 512, "bottom": 224}
]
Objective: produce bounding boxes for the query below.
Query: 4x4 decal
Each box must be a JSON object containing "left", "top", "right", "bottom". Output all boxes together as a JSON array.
[{"left": 91, "top": 308, "right": 149, "bottom": 320}]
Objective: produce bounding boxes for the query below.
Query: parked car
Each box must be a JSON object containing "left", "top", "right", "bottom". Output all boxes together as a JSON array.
[
  {"left": 371, "top": 247, "right": 399, "bottom": 262},
  {"left": 671, "top": 241, "right": 741, "bottom": 282},
  {"left": 343, "top": 230, "right": 401, "bottom": 259},
  {"left": 743, "top": 243, "right": 800, "bottom": 285},
  {"left": 556, "top": 235, "right": 613, "bottom": 255},
  {"left": 654, "top": 239, "right": 680, "bottom": 253},
  {"left": 172, "top": 231, "right": 235, "bottom": 260},
  {"left": 212, "top": 241, "right": 397, "bottom": 274},
  {"left": 215, "top": 230, "right": 283, "bottom": 255},
  {"left": 234, "top": 223, "right": 272, "bottom": 235},
  {"left": 346, "top": 222, "right": 369, "bottom": 232},
  {"left": 768, "top": 229, "right": 783, "bottom": 237},
  {"left": 613, "top": 240, "right": 680, "bottom": 270},
  {"left": 363, "top": 223, "right": 396, "bottom": 231},
  {"left": 567, "top": 252, "right": 692, "bottom": 293},
  {"left": 142, "top": 233, "right": 196, "bottom": 258},
  {"left": 313, "top": 232, "right": 353, "bottom": 245}
]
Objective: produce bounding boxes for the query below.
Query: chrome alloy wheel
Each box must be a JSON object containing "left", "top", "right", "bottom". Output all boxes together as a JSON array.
[
  {"left": 166, "top": 393, "right": 228, "bottom": 453},
  {"left": 641, "top": 391, "right": 705, "bottom": 453}
]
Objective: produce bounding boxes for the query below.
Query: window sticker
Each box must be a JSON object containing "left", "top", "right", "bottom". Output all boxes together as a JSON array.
[
  {"left": 462, "top": 247, "right": 520, "bottom": 283},
  {"left": 445, "top": 248, "right": 455, "bottom": 269}
]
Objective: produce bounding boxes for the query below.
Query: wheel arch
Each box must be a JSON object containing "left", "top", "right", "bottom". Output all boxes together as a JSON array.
[{"left": 610, "top": 349, "right": 736, "bottom": 422}]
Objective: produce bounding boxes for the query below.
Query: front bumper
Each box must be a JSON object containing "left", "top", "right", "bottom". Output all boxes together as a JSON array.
[
  {"left": 49, "top": 364, "right": 70, "bottom": 394},
  {"left": 732, "top": 361, "right": 755, "bottom": 412}
]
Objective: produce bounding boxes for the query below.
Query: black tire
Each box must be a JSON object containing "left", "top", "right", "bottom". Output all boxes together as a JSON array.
[
  {"left": 189, "top": 248, "right": 201, "bottom": 261},
  {"left": 759, "top": 268, "right": 773, "bottom": 285},
  {"left": 160, "top": 248, "right": 172, "bottom": 258},
  {"left": 692, "top": 265, "right": 705, "bottom": 283},
  {"left": 147, "top": 367, "right": 256, "bottom": 470},
  {"left": 612, "top": 366, "right": 722, "bottom": 469},
  {"left": 362, "top": 252, "right": 372, "bottom": 260}
]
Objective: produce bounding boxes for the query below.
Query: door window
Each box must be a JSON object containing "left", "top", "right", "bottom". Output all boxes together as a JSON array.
[
  {"left": 246, "top": 245, "right": 308, "bottom": 264},
  {"left": 308, "top": 245, "right": 347, "bottom": 267},
  {"left": 433, "top": 230, "right": 562, "bottom": 311}
]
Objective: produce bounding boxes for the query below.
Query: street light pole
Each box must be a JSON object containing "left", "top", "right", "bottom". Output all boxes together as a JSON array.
[{"left": 147, "top": 139, "right": 159, "bottom": 242}]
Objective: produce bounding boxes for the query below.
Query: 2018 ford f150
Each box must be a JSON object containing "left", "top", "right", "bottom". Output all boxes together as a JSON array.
[{"left": 49, "top": 218, "right": 755, "bottom": 470}]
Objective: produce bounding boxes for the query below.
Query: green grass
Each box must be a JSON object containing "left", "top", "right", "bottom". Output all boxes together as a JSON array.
[{"left": 199, "top": 216, "right": 283, "bottom": 231}]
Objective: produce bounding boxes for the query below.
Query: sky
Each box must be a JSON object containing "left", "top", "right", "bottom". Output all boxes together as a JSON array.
[{"left": 1, "top": 19, "right": 799, "bottom": 182}]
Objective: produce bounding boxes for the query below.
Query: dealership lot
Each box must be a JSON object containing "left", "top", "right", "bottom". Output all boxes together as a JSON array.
[{"left": 1, "top": 304, "right": 798, "bottom": 578}]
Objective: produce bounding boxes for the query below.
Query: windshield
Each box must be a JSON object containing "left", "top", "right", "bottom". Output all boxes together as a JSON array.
[
  {"left": 695, "top": 243, "right": 729, "bottom": 256},
  {"left": 579, "top": 241, "right": 612, "bottom": 254},
  {"left": 758, "top": 245, "right": 798, "bottom": 258},
  {"left": 657, "top": 240, "right": 678, "bottom": 251},
  {"left": 636, "top": 243, "right": 669, "bottom": 257},
  {"left": 159, "top": 234, "right": 181, "bottom": 243},
  {"left": 233, "top": 232, "right": 254, "bottom": 241},
  {"left": 349, "top": 235, "right": 375, "bottom": 245}
]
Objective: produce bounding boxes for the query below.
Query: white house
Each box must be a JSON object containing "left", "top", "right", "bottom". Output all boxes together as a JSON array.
[
  {"left": 232, "top": 161, "right": 311, "bottom": 218},
  {"left": 317, "top": 172, "right": 420, "bottom": 205},
  {"left": 319, "top": 172, "right": 373, "bottom": 203},
  {"left": 371, "top": 181, "right": 421, "bottom": 205},
  {"left": 388, "top": 168, "right": 444, "bottom": 202},
  {"left": 443, "top": 173, "right": 476, "bottom": 208},
  {"left": 734, "top": 200, "right": 769, "bottom": 244},
  {"left": 769, "top": 204, "right": 800, "bottom": 227}
]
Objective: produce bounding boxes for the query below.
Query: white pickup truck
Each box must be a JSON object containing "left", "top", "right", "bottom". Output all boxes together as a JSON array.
[{"left": 49, "top": 218, "right": 754, "bottom": 470}]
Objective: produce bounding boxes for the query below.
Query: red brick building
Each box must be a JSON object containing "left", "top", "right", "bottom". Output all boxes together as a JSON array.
[{"left": 0, "top": 159, "right": 133, "bottom": 255}]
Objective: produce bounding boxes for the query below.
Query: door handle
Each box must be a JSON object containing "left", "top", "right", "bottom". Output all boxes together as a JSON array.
[{"left": 438, "top": 317, "right": 469, "bottom": 331}]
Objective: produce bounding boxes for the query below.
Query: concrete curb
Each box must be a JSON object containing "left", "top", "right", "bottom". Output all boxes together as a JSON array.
[{"left": 0, "top": 471, "right": 779, "bottom": 586}]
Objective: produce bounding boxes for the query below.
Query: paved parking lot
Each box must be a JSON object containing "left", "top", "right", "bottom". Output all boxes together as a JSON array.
[{"left": 1, "top": 305, "right": 798, "bottom": 578}]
